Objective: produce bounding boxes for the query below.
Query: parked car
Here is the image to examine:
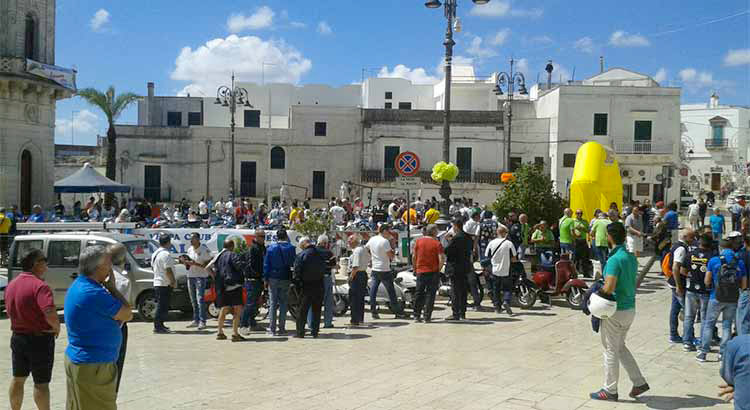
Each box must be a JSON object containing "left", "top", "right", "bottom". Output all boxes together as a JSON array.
[{"left": 6, "top": 232, "right": 192, "bottom": 320}]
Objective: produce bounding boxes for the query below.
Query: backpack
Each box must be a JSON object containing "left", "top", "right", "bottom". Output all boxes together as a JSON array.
[
  {"left": 686, "top": 249, "right": 711, "bottom": 293},
  {"left": 662, "top": 242, "right": 687, "bottom": 279},
  {"left": 715, "top": 256, "right": 740, "bottom": 303}
]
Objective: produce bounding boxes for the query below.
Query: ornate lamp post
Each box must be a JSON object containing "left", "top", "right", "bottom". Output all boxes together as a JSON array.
[
  {"left": 215, "top": 73, "right": 252, "bottom": 199},
  {"left": 493, "top": 58, "right": 528, "bottom": 172},
  {"left": 425, "top": 0, "right": 490, "bottom": 227}
]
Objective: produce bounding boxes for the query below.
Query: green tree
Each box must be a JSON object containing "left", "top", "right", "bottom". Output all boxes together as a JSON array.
[
  {"left": 491, "top": 163, "right": 568, "bottom": 225},
  {"left": 294, "top": 213, "right": 331, "bottom": 239},
  {"left": 77, "top": 86, "right": 138, "bottom": 206}
]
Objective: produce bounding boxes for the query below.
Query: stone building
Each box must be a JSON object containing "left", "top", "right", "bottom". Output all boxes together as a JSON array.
[{"left": 0, "top": 0, "right": 74, "bottom": 213}]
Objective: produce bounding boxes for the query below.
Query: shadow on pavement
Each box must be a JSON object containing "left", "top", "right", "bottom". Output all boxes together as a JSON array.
[
  {"left": 367, "top": 321, "right": 410, "bottom": 328},
  {"left": 515, "top": 311, "right": 557, "bottom": 317},
  {"left": 168, "top": 330, "right": 214, "bottom": 335},
  {"left": 466, "top": 317, "right": 522, "bottom": 323},
  {"left": 315, "top": 332, "right": 371, "bottom": 340},
  {"left": 639, "top": 394, "right": 726, "bottom": 409},
  {"left": 428, "top": 319, "right": 495, "bottom": 325},
  {"left": 237, "top": 337, "right": 290, "bottom": 342}
]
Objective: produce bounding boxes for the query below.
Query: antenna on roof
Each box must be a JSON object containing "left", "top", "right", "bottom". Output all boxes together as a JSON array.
[
  {"left": 571, "top": 67, "right": 576, "bottom": 83},
  {"left": 599, "top": 56, "right": 604, "bottom": 73}
]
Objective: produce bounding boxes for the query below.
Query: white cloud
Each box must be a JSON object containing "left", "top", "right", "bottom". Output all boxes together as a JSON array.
[
  {"left": 515, "top": 58, "right": 529, "bottom": 77},
  {"left": 609, "top": 30, "right": 650, "bottom": 47},
  {"left": 377, "top": 65, "right": 439, "bottom": 85},
  {"left": 525, "top": 35, "right": 553, "bottom": 45},
  {"left": 317, "top": 21, "right": 332, "bottom": 35},
  {"left": 573, "top": 37, "right": 594, "bottom": 53},
  {"left": 55, "top": 109, "right": 100, "bottom": 142},
  {"left": 489, "top": 29, "right": 510, "bottom": 46},
  {"left": 653, "top": 68, "right": 667, "bottom": 84},
  {"left": 170, "top": 35, "right": 313, "bottom": 96},
  {"left": 724, "top": 48, "right": 750, "bottom": 66},
  {"left": 290, "top": 21, "right": 307, "bottom": 28},
  {"left": 678, "top": 68, "right": 720, "bottom": 91},
  {"left": 469, "top": 0, "right": 542, "bottom": 18},
  {"left": 90, "top": 9, "right": 110, "bottom": 32},
  {"left": 466, "top": 36, "right": 497, "bottom": 59},
  {"left": 227, "top": 6, "right": 274, "bottom": 32}
]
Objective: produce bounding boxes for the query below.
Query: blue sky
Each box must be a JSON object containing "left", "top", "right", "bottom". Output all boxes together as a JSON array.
[{"left": 54, "top": 0, "right": 750, "bottom": 146}]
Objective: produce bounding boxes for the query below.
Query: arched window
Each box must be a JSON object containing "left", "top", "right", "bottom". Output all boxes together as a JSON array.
[
  {"left": 25, "top": 14, "right": 37, "bottom": 60},
  {"left": 270, "top": 146, "right": 285, "bottom": 169}
]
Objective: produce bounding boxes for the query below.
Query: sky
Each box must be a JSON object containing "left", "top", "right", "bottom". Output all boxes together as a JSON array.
[{"left": 53, "top": 0, "right": 750, "bottom": 146}]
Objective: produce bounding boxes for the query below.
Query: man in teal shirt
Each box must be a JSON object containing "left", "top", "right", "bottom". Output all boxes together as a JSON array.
[
  {"left": 590, "top": 222, "right": 649, "bottom": 401},
  {"left": 559, "top": 208, "right": 575, "bottom": 256}
]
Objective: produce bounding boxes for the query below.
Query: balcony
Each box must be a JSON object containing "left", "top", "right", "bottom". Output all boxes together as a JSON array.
[
  {"left": 361, "top": 170, "right": 502, "bottom": 185},
  {"left": 613, "top": 141, "right": 674, "bottom": 155},
  {"left": 705, "top": 138, "right": 729, "bottom": 150}
]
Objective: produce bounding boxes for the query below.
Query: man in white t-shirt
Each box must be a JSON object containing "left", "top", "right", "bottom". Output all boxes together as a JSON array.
[
  {"left": 687, "top": 200, "right": 700, "bottom": 230},
  {"left": 214, "top": 198, "right": 225, "bottom": 213},
  {"left": 387, "top": 201, "right": 399, "bottom": 222},
  {"left": 330, "top": 201, "right": 346, "bottom": 225},
  {"left": 198, "top": 198, "right": 208, "bottom": 219},
  {"left": 365, "top": 224, "right": 409, "bottom": 319},
  {"left": 485, "top": 225, "right": 517, "bottom": 315},
  {"left": 183, "top": 233, "right": 212, "bottom": 329},
  {"left": 151, "top": 234, "right": 176, "bottom": 333}
]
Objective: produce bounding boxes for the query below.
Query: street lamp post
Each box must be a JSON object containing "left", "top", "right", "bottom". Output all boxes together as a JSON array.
[
  {"left": 425, "top": 0, "right": 490, "bottom": 227},
  {"left": 215, "top": 73, "right": 252, "bottom": 199},
  {"left": 493, "top": 58, "right": 528, "bottom": 172}
]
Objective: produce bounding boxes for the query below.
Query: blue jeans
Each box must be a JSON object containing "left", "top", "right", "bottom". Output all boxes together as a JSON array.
[
  {"left": 370, "top": 270, "right": 403, "bottom": 315},
  {"left": 308, "top": 274, "right": 334, "bottom": 328},
  {"left": 700, "top": 298, "right": 737, "bottom": 355},
  {"left": 187, "top": 277, "right": 208, "bottom": 323},
  {"left": 240, "top": 279, "right": 263, "bottom": 328},
  {"left": 669, "top": 289, "right": 685, "bottom": 338},
  {"left": 560, "top": 243, "right": 574, "bottom": 257},
  {"left": 268, "top": 279, "right": 290, "bottom": 333},
  {"left": 596, "top": 246, "right": 609, "bottom": 269},
  {"left": 737, "top": 290, "right": 750, "bottom": 336},
  {"left": 683, "top": 291, "right": 709, "bottom": 344},
  {"left": 349, "top": 271, "right": 368, "bottom": 324}
]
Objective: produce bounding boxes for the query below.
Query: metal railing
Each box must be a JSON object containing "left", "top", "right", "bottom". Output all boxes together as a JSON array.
[
  {"left": 705, "top": 138, "right": 729, "bottom": 150},
  {"left": 613, "top": 141, "right": 674, "bottom": 154},
  {"left": 361, "top": 169, "right": 502, "bottom": 185}
]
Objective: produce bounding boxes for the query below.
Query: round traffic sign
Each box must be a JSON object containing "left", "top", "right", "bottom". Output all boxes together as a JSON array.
[{"left": 395, "top": 151, "right": 420, "bottom": 177}]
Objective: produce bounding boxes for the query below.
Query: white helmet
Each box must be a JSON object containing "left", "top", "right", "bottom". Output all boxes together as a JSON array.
[{"left": 588, "top": 292, "right": 617, "bottom": 319}]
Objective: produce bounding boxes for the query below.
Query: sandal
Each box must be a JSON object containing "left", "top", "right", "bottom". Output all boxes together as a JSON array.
[{"left": 216, "top": 333, "right": 227, "bottom": 340}]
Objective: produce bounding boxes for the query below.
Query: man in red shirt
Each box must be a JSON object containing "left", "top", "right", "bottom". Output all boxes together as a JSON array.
[
  {"left": 5, "top": 248, "right": 60, "bottom": 410},
  {"left": 412, "top": 224, "right": 445, "bottom": 323}
]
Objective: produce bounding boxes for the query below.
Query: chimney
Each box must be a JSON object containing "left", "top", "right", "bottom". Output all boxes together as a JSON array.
[
  {"left": 710, "top": 91, "right": 719, "bottom": 108},
  {"left": 599, "top": 56, "right": 604, "bottom": 73},
  {"left": 545, "top": 60, "right": 554, "bottom": 90},
  {"left": 147, "top": 82, "right": 154, "bottom": 98}
]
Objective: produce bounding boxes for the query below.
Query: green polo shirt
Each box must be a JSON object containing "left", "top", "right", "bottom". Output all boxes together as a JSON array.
[
  {"left": 559, "top": 216, "right": 574, "bottom": 244},
  {"left": 531, "top": 229, "right": 554, "bottom": 248},
  {"left": 572, "top": 218, "right": 588, "bottom": 240},
  {"left": 591, "top": 218, "right": 611, "bottom": 247},
  {"left": 603, "top": 245, "right": 637, "bottom": 310}
]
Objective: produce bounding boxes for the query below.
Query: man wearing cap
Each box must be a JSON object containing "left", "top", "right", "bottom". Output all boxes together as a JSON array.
[
  {"left": 151, "top": 234, "right": 176, "bottom": 334},
  {"left": 590, "top": 222, "right": 649, "bottom": 401}
]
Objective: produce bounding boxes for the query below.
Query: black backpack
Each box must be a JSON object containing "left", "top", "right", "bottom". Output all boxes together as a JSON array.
[
  {"left": 716, "top": 256, "right": 740, "bottom": 303},
  {"left": 686, "top": 249, "right": 711, "bottom": 294}
]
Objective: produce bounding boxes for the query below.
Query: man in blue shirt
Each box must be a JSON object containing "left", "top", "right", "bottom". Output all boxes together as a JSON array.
[
  {"left": 697, "top": 238, "right": 746, "bottom": 362},
  {"left": 27, "top": 205, "right": 44, "bottom": 223},
  {"left": 720, "top": 334, "right": 750, "bottom": 410},
  {"left": 736, "top": 235, "right": 750, "bottom": 336},
  {"left": 64, "top": 245, "right": 132, "bottom": 409},
  {"left": 263, "top": 229, "right": 296, "bottom": 336},
  {"left": 711, "top": 208, "right": 727, "bottom": 240},
  {"left": 664, "top": 202, "right": 680, "bottom": 244}
]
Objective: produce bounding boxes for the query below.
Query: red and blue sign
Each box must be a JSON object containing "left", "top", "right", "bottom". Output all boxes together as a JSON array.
[{"left": 395, "top": 151, "right": 420, "bottom": 177}]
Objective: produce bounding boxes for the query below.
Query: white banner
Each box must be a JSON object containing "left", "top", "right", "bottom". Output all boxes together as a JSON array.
[{"left": 26, "top": 59, "right": 77, "bottom": 91}]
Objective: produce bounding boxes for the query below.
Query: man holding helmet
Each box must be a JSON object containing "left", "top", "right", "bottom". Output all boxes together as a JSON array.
[{"left": 590, "top": 222, "right": 649, "bottom": 401}]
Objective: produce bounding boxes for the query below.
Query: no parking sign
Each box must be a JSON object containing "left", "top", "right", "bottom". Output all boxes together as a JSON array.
[{"left": 394, "top": 151, "right": 420, "bottom": 177}]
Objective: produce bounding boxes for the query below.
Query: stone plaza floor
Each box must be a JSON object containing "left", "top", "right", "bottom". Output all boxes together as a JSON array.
[{"left": 0, "top": 262, "right": 736, "bottom": 410}]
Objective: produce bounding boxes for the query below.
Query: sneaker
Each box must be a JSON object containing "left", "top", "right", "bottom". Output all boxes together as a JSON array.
[
  {"left": 153, "top": 328, "right": 171, "bottom": 334},
  {"left": 371, "top": 312, "right": 381, "bottom": 319},
  {"left": 695, "top": 352, "right": 707, "bottom": 362},
  {"left": 494, "top": 306, "right": 502, "bottom": 313},
  {"left": 186, "top": 321, "right": 199, "bottom": 328},
  {"left": 589, "top": 389, "right": 618, "bottom": 401},
  {"left": 241, "top": 327, "right": 253, "bottom": 336},
  {"left": 629, "top": 383, "right": 650, "bottom": 398},
  {"left": 198, "top": 322, "right": 207, "bottom": 330},
  {"left": 231, "top": 334, "right": 246, "bottom": 342},
  {"left": 683, "top": 344, "right": 697, "bottom": 352},
  {"left": 503, "top": 302, "right": 514, "bottom": 316},
  {"left": 216, "top": 333, "right": 227, "bottom": 340},
  {"left": 277, "top": 329, "right": 288, "bottom": 336},
  {"left": 415, "top": 316, "right": 423, "bottom": 323},
  {"left": 266, "top": 330, "right": 277, "bottom": 337},
  {"left": 669, "top": 335, "right": 684, "bottom": 344},
  {"left": 445, "top": 316, "right": 461, "bottom": 321}
]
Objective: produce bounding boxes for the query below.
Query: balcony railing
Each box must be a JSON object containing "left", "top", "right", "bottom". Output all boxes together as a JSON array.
[
  {"left": 705, "top": 138, "right": 729, "bottom": 150},
  {"left": 361, "top": 170, "right": 502, "bottom": 185},
  {"left": 613, "top": 141, "right": 673, "bottom": 154}
]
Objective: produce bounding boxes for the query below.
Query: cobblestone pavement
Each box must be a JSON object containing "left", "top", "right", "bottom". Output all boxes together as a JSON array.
[{"left": 0, "top": 260, "right": 735, "bottom": 410}]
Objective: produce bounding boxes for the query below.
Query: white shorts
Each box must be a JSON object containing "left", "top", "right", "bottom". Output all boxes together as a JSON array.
[{"left": 626, "top": 236, "right": 643, "bottom": 253}]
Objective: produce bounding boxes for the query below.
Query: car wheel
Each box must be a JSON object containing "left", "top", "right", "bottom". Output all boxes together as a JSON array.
[{"left": 137, "top": 290, "right": 157, "bottom": 321}]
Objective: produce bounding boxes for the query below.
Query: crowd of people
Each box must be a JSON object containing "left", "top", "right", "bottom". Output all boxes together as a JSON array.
[{"left": 4, "top": 192, "right": 749, "bottom": 409}]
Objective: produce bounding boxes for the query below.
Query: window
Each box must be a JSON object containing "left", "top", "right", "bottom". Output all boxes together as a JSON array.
[
  {"left": 384, "top": 146, "right": 400, "bottom": 178},
  {"left": 47, "top": 241, "right": 81, "bottom": 267},
  {"left": 456, "top": 147, "right": 472, "bottom": 181},
  {"left": 166, "top": 111, "right": 182, "bottom": 127},
  {"left": 10, "top": 240, "right": 43, "bottom": 268},
  {"left": 510, "top": 157, "right": 522, "bottom": 172},
  {"left": 240, "top": 161, "right": 257, "bottom": 197},
  {"left": 312, "top": 171, "right": 325, "bottom": 199},
  {"left": 562, "top": 153, "right": 576, "bottom": 168},
  {"left": 385, "top": 92, "right": 393, "bottom": 99},
  {"left": 270, "top": 146, "right": 285, "bottom": 169},
  {"left": 634, "top": 120, "right": 652, "bottom": 141},
  {"left": 398, "top": 102, "right": 412, "bottom": 110},
  {"left": 593, "top": 113, "right": 608, "bottom": 136},
  {"left": 244, "top": 110, "right": 260, "bottom": 127},
  {"left": 712, "top": 125, "right": 724, "bottom": 140},
  {"left": 25, "top": 14, "right": 36, "bottom": 60},
  {"left": 636, "top": 183, "right": 650, "bottom": 196},
  {"left": 314, "top": 122, "right": 327, "bottom": 136},
  {"left": 144, "top": 165, "right": 161, "bottom": 202},
  {"left": 187, "top": 112, "right": 202, "bottom": 126},
  {"left": 534, "top": 157, "right": 544, "bottom": 167},
  {"left": 384, "top": 102, "right": 392, "bottom": 109}
]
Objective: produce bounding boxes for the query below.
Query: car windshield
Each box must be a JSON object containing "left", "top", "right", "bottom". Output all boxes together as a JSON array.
[{"left": 123, "top": 239, "right": 160, "bottom": 268}]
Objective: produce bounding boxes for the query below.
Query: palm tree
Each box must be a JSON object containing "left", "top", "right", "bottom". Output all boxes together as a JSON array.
[{"left": 77, "top": 86, "right": 138, "bottom": 206}]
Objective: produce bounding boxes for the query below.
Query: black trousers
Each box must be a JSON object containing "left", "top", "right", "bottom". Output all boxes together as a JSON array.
[
  {"left": 414, "top": 272, "right": 440, "bottom": 320},
  {"left": 154, "top": 286, "right": 172, "bottom": 330},
  {"left": 348, "top": 271, "right": 367, "bottom": 324},
  {"left": 451, "top": 272, "right": 468, "bottom": 318},
  {"left": 116, "top": 323, "right": 127, "bottom": 393},
  {"left": 297, "top": 280, "right": 324, "bottom": 336},
  {"left": 466, "top": 270, "right": 482, "bottom": 307}
]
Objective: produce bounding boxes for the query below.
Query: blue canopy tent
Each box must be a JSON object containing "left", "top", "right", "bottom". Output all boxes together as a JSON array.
[{"left": 54, "top": 163, "right": 130, "bottom": 193}]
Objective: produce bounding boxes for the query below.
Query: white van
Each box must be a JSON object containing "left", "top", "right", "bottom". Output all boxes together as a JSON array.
[{"left": 7, "top": 232, "right": 192, "bottom": 320}]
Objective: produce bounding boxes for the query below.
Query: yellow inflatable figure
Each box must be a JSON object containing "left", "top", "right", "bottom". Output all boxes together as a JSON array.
[{"left": 569, "top": 141, "right": 623, "bottom": 222}]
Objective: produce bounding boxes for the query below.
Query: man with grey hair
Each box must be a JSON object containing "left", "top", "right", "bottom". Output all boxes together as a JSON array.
[
  {"left": 348, "top": 234, "right": 369, "bottom": 326},
  {"left": 64, "top": 245, "right": 132, "bottom": 410},
  {"left": 307, "top": 234, "right": 336, "bottom": 329},
  {"left": 294, "top": 237, "right": 326, "bottom": 338},
  {"left": 412, "top": 224, "right": 445, "bottom": 322}
]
